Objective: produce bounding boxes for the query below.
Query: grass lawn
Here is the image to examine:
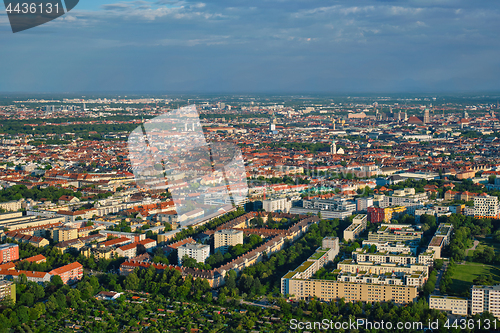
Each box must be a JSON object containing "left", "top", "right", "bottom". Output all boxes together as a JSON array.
[
  {"left": 474, "top": 236, "right": 500, "bottom": 254},
  {"left": 449, "top": 262, "right": 500, "bottom": 296}
]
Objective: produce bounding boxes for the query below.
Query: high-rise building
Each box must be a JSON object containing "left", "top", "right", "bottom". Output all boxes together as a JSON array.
[
  {"left": 423, "top": 109, "right": 430, "bottom": 124},
  {"left": 214, "top": 229, "right": 244, "bottom": 254}
]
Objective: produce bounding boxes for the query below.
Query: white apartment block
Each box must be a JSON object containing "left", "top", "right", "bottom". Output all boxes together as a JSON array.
[
  {"left": 322, "top": 236, "right": 340, "bottom": 258},
  {"left": 473, "top": 194, "right": 499, "bottom": 218},
  {"left": 289, "top": 207, "right": 353, "bottom": 219},
  {"left": 367, "top": 224, "right": 423, "bottom": 243},
  {"left": 356, "top": 197, "right": 373, "bottom": 211},
  {"left": 343, "top": 214, "right": 367, "bottom": 241},
  {"left": 353, "top": 249, "right": 417, "bottom": 265},
  {"left": 362, "top": 240, "right": 418, "bottom": 255},
  {"left": 429, "top": 295, "right": 469, "bottom": 316},
  {"left": 471, "top": 285, "right": 500, "bottom": 318},
  {"left": 263, "top": 198, "right": 292, "bottom": 213},
  {"left": 178, "top": 243, "right": 210, "bottom": 264},
  {"left": 303, "top": 198, "right": 356, "bottom": 212},
  {"left": 214, "top": 229, "right": 244, "bottom": 254},
  {"left": 338, "top": 259, "right": 429, "bottom": 277},
  {"left": 338, "top": 270, "right": 426, "bottom": 287},
  {"left": 379, "top": 189, "right": 427, "bottom": 209}
]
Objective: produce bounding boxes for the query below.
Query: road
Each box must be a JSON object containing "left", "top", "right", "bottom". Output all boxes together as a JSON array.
[
  {"left": 239, "top": 299, "right": 280, "bottom": 310},
  {"left": 433, "top": 261, "right": 448, "bottom": 295},
  {"left": 465, "top": 239, "right": 480, "bottom": 259}
]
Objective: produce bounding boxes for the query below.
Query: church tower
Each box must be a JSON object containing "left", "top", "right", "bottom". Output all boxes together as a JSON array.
[{"left": 330, "top": 140, "right": 337, "bottom": 154}]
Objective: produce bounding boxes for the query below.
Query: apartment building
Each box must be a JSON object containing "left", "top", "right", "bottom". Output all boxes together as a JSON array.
[
  {"left": 0, "top": 216, "right": 65, "bottom": 231},
  {"left": 0, "top": 200, "right": 23, "bottom": 212},
  {"left": 51, "top": 227, "right": 78, "bottom": 243},
  {"left": 0, "top": 280, "right": 15, "bottom": 303},
  {"left": 343, "top": 214, "right": 367, "bottom": 241},
  {"left": 0, "top": 212, "right": 23, "bottom": 221},
  {"left": 214, "top": 229, "right": 244, "bottom": 254},
  {"left": 353, "top": 248, "right": 416, "bottom": 265},
  {"left": 472, "top": 194, "right": 499, "bottom": 218},
  {"left": 470, "top": 285, "right": 500, "bottom": 318},
  {"left": 356, "top": 197, "right": 373, "bottom": 212},
  {"left": 281, "top": 237, "right": 340, "bottom": 296},
  {"left": 322, "top": 236, "right": 340, "bottom": 256},
  {"left": 0, "top": 269, "right": 51, "bottom": 284},
  {"left": 98, "top": 230, "right": 146, "bottom": 243},
  {"left": 429, "top": 295, "right": 468, "bottom": 316},
  {"left": 362, "top": 240, "right": 418, "bottom": 255},
  {"left": 4, "top": 232, "right": 50, "bottom": 248},
  {"left": 0, "top": 243, "right": 19, "bottom": 264},
  {"left": 77, "top": 226, "right": 93, "bottom": 237},
  {"left": 338, "top": 269, "right": 426, "bottom": 287},
  {"left": 367, "top": 206, "right": 408, "bottom": 223},
  {"left": 178, "top": 243, "right": 210, "bottom": 264},
  {"left": 427, "top": 223, "right": 453, "bottom": 259},
  {"left": 116, "top": 239, "right": 157, "bottom": 259},
  {"left": 367, "top": 207, "right": 385, "bottom": 223},
  {"left": 367, "top": 224, "right": 423, "bottom": 243},
  {"left": 49, "top": 262, "right": 84, "bottom": 284},
  {"left": 338, "top": 259, "right": 429, "bottom": 277},
  {"left": 287, "top": 278, "right": 418, "bottom": 304},
  {"left": 379, "top": 188, "right": 427, "bottom": 209},
  {"left": 263, "top": 198, "right": 292, "bottom": 213},
  {"left": 291, "top": 197, "right": 356, "bottom": 219}
]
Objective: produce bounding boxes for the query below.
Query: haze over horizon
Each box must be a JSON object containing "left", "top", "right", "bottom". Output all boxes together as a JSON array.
[{"left": 1, "top": 0, "right": 500, "bottom": 93}]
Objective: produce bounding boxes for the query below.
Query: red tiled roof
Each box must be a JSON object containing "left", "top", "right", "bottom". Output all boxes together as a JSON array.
[{"left": 49, "top": 262, "right": 83, "bottom": 275}]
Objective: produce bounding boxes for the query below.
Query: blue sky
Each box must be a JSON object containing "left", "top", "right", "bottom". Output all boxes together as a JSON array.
[{"left": 1, "top": 0, "right": 499, "bottom": 93}]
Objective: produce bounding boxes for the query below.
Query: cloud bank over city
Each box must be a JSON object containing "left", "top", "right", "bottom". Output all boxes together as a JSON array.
[{"left": 1, "top": 0, "right": 499, "bottom": 93}]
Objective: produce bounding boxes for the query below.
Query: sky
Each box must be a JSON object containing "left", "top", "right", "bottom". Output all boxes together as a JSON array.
[{"left": 1, "top": 0, "right": 500, "bottom": 94}]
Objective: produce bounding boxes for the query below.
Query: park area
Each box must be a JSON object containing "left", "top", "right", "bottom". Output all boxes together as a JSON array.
[{"left": 449, "top": 262, "right": 500, "bottom": 296}]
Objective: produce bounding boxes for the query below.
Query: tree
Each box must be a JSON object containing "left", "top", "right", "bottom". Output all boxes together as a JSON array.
[
  {"left": 225, "top": 271, "right": 237, "bottom": 291},
  {"left": 124, "top": 272, "right": 140, "bottom": 291},
  {"left": 19, "top": 293, "right": 34, "bottom": 307},
  {"left": 420, "top": 214, "right": 436, "bottom": 228},
  {"left": 51, "top": 275, "right": 63, "bottom": 287}
]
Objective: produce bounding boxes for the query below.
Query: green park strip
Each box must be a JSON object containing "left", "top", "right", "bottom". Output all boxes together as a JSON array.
[{"left": 449, "top": 262, "right": 500, "bottom": 295}]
